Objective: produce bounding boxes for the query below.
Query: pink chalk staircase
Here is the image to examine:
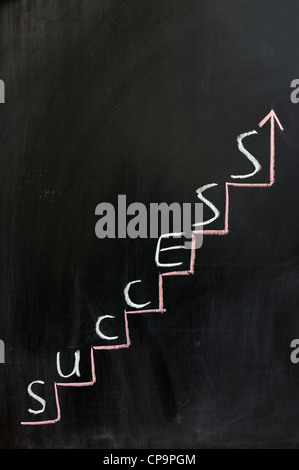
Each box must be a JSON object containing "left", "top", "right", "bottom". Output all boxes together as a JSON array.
[{"left": 21, "top": 109, "right": 284, "bottom": 425}]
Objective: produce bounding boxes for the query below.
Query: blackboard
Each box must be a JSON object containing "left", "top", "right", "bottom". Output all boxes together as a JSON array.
[{"left": 0, "top": 0, "right": 298, "bottom": 451}]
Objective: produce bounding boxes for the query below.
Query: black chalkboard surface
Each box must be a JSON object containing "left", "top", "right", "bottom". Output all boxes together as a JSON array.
[{"left": 0, "top": 0, "right": 298, "bottom": 450}]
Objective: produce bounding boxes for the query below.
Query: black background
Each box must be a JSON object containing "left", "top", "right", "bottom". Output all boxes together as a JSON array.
[{"left": 0, "top": 0, "right": 298, "bottom": 449}]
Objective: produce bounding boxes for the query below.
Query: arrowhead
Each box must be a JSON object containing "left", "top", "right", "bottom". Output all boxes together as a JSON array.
[{"left": 258, "top": 109, "right": 284, "bottom": 131}]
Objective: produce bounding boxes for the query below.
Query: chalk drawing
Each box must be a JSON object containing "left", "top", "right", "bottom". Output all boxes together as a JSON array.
[{"left": 21, "top": 109, "right": 284, "bottom": 425}]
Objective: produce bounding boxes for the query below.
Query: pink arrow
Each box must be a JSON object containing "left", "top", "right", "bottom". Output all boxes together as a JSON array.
[{"left": 258, "top": 109, "right": 284, "bottom": 186}]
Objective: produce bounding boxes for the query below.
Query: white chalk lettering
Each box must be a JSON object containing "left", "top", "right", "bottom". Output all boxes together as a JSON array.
[
  {"left": 56, "top": 349, "right": 81, "bottom": 378},
  {"left": 27, "top": 380, "right": 46, "bottom": 415},
  {"left": 95, "top": 315, "right": 119, "bottom": 341}
]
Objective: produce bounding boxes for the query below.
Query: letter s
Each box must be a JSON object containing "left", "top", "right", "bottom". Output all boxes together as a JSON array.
[
  {"left": 290, "top": 79, "right": 299, "bottom": 104},
  {"left": 290, "top": 339, "right": 299, "bottom": 364},
  {"left": 27, "top": 380, "right": 46, "bottom": 414},
  {"left": 192, "top": 183, "right": 220, "bottom": 227}
]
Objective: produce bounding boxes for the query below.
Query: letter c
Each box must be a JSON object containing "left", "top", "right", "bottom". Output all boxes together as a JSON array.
[{"left": 95, "top": 315, "right": 118, "bottom": 341}]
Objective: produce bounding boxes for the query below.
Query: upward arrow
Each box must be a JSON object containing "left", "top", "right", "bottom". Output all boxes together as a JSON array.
[{"left": 258, "top": 109, "right": 284, "bottom": 186}]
